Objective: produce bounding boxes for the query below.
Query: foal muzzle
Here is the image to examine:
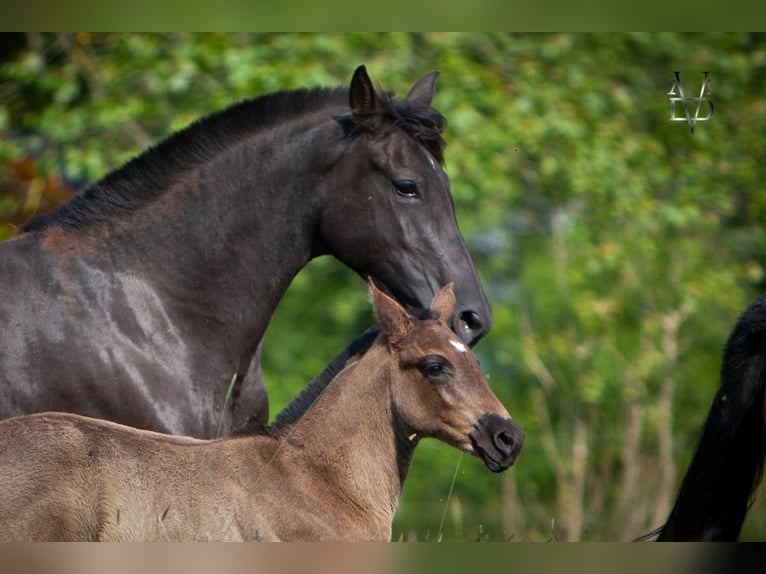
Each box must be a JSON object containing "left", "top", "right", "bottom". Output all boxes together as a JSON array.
[{"left": 469, "top": 413, "right": 524, "bottom": 473}]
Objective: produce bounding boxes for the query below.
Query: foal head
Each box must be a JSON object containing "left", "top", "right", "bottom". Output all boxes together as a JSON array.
[{"left": 370, "top": 280, "right": 523, "bottom": 472}]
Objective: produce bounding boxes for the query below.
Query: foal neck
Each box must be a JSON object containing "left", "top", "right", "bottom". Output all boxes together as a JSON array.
[{"left": 275, "top": 342, "right": 414, "bottom": 533}]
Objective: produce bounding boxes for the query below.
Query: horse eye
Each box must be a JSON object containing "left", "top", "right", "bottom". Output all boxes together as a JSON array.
[{"left": 393, "top": 179, "right": 418, "bottom": 198}]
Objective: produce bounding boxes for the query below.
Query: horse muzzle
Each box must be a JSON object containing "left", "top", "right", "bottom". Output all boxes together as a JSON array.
[{"left": 469, "top": 413, "right": 524, "bottom": 473}]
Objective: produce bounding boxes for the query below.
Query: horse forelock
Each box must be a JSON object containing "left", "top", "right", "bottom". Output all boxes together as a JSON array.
[{"left": 370, "top": 89, "right": 447, "bottom": 166}]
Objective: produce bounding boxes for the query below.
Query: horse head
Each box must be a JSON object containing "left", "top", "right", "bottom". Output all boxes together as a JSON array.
[{"left": 317, "top": 66, "right": 493, "bottom": 346}]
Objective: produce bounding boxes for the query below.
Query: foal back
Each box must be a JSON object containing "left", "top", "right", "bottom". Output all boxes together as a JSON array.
[{"left": 0, "top": 413, "right": 275, "bottom": 541}]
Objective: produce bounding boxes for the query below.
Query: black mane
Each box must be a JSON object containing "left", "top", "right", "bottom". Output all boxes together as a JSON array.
[
  {"left": 21, "top": 86, "right": 343, "bottom": 233},
  {"left": 235, "top": 327, "right": 380, "bottom": 436},
  {"left": 22, "top": 81, "right": 446, "bottom": 234}
]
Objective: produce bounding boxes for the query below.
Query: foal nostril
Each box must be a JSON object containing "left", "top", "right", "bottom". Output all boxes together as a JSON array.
[
  {"left": 458, "top": 310, "right": 486, "bottom": 344},
  {"left": 472, "top": 414, "right": 524, "bottom": 472},
  {"left": 493, "top": 430, "right": 516, "bottom": 457}
]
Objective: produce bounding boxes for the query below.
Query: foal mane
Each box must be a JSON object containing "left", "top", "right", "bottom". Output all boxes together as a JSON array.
[
  {"left": 22, "top": 77, "right": 446, "bottom": 234},
  {"left": 235, "top": 327, "right": 380, "bottom": 436}
]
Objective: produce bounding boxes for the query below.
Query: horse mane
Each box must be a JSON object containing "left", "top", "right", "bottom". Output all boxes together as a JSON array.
[
  {"left": 21, "top": 86, "right": 342, "bottom": 233},
  {"left": 21, "top": 80, "right": 446, "bottom": 234},
  {"left": 235, "top": 327, "right": 380, "bottom": 436}
]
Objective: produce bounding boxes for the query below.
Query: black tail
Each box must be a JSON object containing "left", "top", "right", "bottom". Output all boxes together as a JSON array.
[{"left": 658, "top": 296, "right": 766, "bottom": 541}]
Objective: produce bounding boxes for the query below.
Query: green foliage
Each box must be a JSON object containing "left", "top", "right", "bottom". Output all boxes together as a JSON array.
[{"left": 3, "top": 33, "right": 766, "bottom": 540}]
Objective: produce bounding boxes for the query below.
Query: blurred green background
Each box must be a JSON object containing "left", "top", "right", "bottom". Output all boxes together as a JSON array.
[{"left": 2, "top": 32, "right": 766, "bottom": 541}]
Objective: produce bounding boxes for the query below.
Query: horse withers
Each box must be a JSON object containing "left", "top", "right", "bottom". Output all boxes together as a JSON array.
[
  {"left": 0, "top": 65, "right": 492, "bottom": 436},
  {"left": 0, "top": 281, "right": 521, "bottom": 541}
]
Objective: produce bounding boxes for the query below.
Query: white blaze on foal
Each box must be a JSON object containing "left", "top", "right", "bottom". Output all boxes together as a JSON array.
[{"left": 450, "top": 339, "right": 467, "bottom": 353}]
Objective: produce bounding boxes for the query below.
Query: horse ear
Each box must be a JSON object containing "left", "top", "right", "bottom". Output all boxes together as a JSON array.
[
  {"left": 368, "top": 278, "right": 413, "bottom": 346},
  {"left": 350, "top": 65, "right": 376, "bottom": 122},
  {"left": 430, "top": 282, "right": 457, "bottom": 325},
  {"left": 405, "top": 71, "right": 440, "bottom": 107}
]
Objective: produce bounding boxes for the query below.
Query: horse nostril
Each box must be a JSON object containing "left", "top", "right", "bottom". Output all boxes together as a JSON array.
[{"left": 458, "top": 310, "right": 486, "bottom": 344}]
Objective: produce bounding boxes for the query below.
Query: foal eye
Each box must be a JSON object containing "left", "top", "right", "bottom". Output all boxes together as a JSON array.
[
  {"left": 423, "top": 363, "right": 443, "bottom": 375},
  {"left": 393, "top": 179, "right": 419, "bottom": 198},
  {"left": 418, "top": 355, "right": 448, "bottom": 379}
]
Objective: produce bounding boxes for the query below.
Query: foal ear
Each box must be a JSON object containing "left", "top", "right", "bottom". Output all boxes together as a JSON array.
[
  {"left": 430, "top": 282, "right": 457, "bottom": 325},
  {"left": 350, "top": 65, "right": 377, "bottom": 122},
  {"left": 405, "top": 71, "right": 440, "bottom": 107},
  {"left": 368, "top": 279, "right": 413, "bottom": 346}
]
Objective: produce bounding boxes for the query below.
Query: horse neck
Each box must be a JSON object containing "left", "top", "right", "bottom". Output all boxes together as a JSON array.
[
  {"left": 277, "top": 343, "right": 416, "bottom": 529},
  {"left": 162, "top": 124, "right": 329, "bottom": 282},
  {"left": 50, "top": 115, "right": 338, "bottom": 340}
]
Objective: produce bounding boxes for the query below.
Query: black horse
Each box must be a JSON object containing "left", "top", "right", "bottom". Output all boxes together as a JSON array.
[
  {"left": 0, "top": 65, "right": 492, "bottom": 438},
  {"left": 658, "top": 295, "right": 766, "bottom": 540}
]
